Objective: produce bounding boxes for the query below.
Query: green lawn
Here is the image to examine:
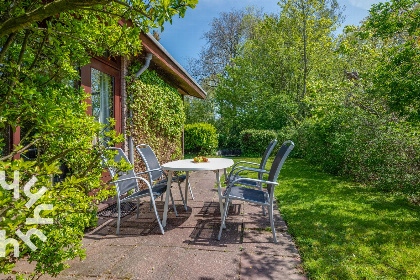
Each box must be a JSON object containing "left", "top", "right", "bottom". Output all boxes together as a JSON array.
[{"left": 227, "top": 157, "right": 420, "bottom": 280}]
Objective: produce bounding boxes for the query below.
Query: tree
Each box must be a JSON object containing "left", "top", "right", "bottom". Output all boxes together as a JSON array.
[
  {"left": 278, "top": 0, "right": 344, "bottom": 118},
  {"left": 0, "top": 0, "right": 196, "bottom": 278},
  {"left": 214, "top": 0, "right": 344, "bottom": 147},
  {"left": 184, "top": 79, "right": 216, "bottom": 125},
  {"left": 0, "top": 0, "right": 195, "bottom": 38},
  {"left": 362, "top": 0, "right": 420, "bottom": 121},
  {"left": 187, "top": 8, "right": 262, "bottom": 87},
  {"left": 184, "top": 8, "right": 262, "bottom": 132}
]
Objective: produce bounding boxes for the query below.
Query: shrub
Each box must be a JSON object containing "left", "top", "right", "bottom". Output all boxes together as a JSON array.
[
  {"left": 240, "top": 129, "right": 277, "bottom": 157},
  {"left": 0, "top": 96, "right": 123, "bottom": 278},
  {"left": 184, "top": 123, "right": 218, "bottom": 155},
  {"left": 289, "top": 110, "right": 420, "bottom": 196},
  {"left": 218, "top": 133, "right": 240, "bottom": 150},
  {"left": 276, "top": 126, "right": 302, "bottom": 158}
]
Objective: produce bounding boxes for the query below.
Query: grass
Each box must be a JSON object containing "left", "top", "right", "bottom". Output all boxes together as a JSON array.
[{"left": 226, "top": 157, "right": 420, "bottom": 280}]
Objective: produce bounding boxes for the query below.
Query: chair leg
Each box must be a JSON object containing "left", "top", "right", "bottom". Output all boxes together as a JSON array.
[
  {"left": 136, "top": 198, "right": 140, "bottom": 219},
  {"left": 188, "top": 181, "right": 194, "bottom": 200},
  {"left": 116, "top": 199, "right": 121, "bottom": 235},
  {"left": 218, "top": 197, "right": 230, "bottom": 240},
  {"left": 262, "top": 205, "right": 267, "bottom": 216},
  {"left": 177, "top": 181, "right": 187, "bottom": 211},
  {"left": 170, "top": 190, "right": 178, "bottom": 216},
  {"left": 268, "top": 203, "right": 277, "bottom": 243},
  {"left": 150, "top": 195, "right": 165, "bottom": 235},
  {"left": 259, "top": 185, "right": 267, "bottom": 216}
]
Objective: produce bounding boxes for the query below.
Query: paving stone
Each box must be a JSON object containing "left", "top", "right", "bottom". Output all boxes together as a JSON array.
[
  {"left": 40, "top": 275, "right": 107, "bottom": 280},
  {"left": 205, "top": 200, "right": 243, "bottom": 219},
  {"left": 241, "top": 229, "right": 300, "bottom": 257},
  {"left": 168, "top": 248, "right": 240, "bottom": 280},
  {"left": 7, "top": 258, "right": 36, "bottom": 275},
  {"left": 110, "top": 246, "right": 240, "bottom": 280},
  {"left": 188, "top": 220, "right": 242, "bottom": 251},
  {"left": 240, "top": 252, "right": 307, "bottom": 280},
  {"left": 60, "top": 239, "right": 133, "bottom": 277},
  {"left": 242, "top": 202, "right": 285, "bottom": 230},
  {"left": 128, "top": 223, "right": 194, "bottom": 248}
]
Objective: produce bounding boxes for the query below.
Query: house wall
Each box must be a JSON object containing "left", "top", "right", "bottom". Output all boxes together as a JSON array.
[{"left": 121, "top": 56, "right": 129, "bottom": 154}]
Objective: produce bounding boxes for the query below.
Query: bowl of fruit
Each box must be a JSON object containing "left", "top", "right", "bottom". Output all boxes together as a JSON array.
[{"left": 192, "top": 156, "right": 209, "bottom": 163}]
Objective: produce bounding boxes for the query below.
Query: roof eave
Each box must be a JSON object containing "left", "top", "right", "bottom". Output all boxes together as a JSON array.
[{"left": 139, "top": 32, "right": 206, "bottom": 99}]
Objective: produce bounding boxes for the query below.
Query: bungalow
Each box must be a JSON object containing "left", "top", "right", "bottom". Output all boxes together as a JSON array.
[{"left": 6, "top": 32, "right": 206, "bottom": 173}]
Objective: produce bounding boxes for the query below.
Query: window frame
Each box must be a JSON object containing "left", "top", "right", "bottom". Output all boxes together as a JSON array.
[{"left": 80, "top": 57, "right": 122, "bottom": 138}]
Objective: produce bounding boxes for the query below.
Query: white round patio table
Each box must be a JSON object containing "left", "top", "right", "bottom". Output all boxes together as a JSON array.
[{"left": 161, "top": 158, "right": 234, "bottom": 228}]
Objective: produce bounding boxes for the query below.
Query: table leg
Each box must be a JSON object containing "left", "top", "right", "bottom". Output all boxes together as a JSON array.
[
  {"left": 216, "top": 169, "right": 225, "bottom": 222},
  {"left": 184, "top": 171, "right": 189, "bottom": 209},
  {"left": 162, "top": 170, "right": 173, "bottom": 227}
]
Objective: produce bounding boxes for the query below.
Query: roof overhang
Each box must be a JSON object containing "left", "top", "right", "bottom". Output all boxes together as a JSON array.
[{"left": 139, "top": 32, "right": 206, "bottom": 99}]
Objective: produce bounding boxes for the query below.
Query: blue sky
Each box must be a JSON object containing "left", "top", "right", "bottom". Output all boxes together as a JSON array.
[{"left": 158, "top": 0, "right": 384, "bottom": 68}]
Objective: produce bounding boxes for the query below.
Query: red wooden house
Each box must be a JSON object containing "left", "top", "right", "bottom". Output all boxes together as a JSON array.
[{"left": 6, "top": 32, "right": 206, "bottom": 162}]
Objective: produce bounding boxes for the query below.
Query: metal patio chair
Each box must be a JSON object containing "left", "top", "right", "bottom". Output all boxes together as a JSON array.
[
  {"left": 104, "top": 147, "right": 178, "bottom": 235},
  {"left": 135, "top": 144, "right": 193, "bottom": 211},
  {"left": 218, "top": 140, "right": 294, "bottom": 243},
  {"left": 225, "top": 139, "right": 277, "bottom": 215}
]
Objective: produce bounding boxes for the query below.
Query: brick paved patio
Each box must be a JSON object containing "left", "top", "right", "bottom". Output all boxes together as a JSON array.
[{"left": 9, "top": 171, "right": 306, "bottom": 280}]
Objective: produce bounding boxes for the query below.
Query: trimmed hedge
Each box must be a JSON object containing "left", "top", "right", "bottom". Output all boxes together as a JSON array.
[
  {"left": 240, "top": 129, "right": 277, "bottom": 157},
  {"left": 184, "top": 123, "right": 218, "bottom": 155}
]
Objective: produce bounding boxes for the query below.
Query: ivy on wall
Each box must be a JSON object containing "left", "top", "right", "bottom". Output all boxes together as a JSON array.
[{"left": 126, "top": 69, "right": 185, "bottom": 172}]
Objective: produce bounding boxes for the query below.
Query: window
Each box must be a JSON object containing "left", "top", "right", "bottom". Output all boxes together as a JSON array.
[{"left": 91, "top": 68, "right": 114, "bottom": 127}]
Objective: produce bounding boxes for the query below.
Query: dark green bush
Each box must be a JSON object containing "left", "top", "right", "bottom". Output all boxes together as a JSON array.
[
  {"left": 288, "top": 110, "right": 420, "bottom": 195},
  {"left": 240, "top": 129, "right": 277, "bottom": 157},
  {"left": 218, "top": 133, "right": 240, "bottom": 150},
  {"left": 184, "top": 123, "right": 218, "bottom": 155}
]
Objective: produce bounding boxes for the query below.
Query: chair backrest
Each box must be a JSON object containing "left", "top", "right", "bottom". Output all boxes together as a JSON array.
[
  {"left": 135, "top": 144, "right": 163, "bottom": 184},
  {"left": 258, "top": 139, "right": 278, "bottom": 180},
  {"left": 266, "top": 140, "right": 295, "bottom": 194},
  {"left": 105, "top": 147, "right": 138, "bottom": 195}
]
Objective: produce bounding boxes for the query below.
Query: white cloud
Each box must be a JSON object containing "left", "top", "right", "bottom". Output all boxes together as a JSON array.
[{"left": 348, "top": 0, "right": 382, "bottom": 10}]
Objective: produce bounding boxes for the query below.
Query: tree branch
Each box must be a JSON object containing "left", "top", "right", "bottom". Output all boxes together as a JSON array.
[
  {"left": 3, "top": 29, "right": 30, "bottom": 99},
  {"left": 46, "top": 148, "right": 71, "bottom": 165},
  {"left": 0, "top": 137, "right": 41, "bottom": 161},
  {"left": 81, "top": 150, "right": 102, "bottom": 178},
  {"left": 0, "top": 32, "right": 16, "bottom": 64},
  {"left": 29, "top": 31, "right": 48, "bottom": 70},
  {"left": 17, "top": 29, "right": 31, "bottom": 69},
  {"left": 0, "top": 0, "right": 111, "bottom": 38}
]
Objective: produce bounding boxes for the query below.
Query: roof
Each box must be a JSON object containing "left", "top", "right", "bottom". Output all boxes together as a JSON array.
[{"left": 139, "top": 32, "right": 206, "bottom": 99}]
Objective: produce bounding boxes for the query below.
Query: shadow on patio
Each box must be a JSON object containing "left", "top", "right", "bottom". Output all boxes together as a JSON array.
[{"left": 10, "top": 171, "right": 306, "bottom": 280}]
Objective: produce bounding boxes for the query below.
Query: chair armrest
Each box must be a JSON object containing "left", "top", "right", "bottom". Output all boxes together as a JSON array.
[
  {"left": 231, "top": 177, "right": 278, "bottom": 187},
  {"left": 135, "top": 168, "right": 163, "bottom": 176},
  {"left": 111, "top": 176, "right": 151, "bottom": 187},
  {"left": 234, "top": 167, "right": 269, "bottom": 177},
  {"left": 231, "top": 161, "right": 260, "bottom": 170},
  {"left": 226, "top": 161, "right": 260, "bottom": 183}
]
